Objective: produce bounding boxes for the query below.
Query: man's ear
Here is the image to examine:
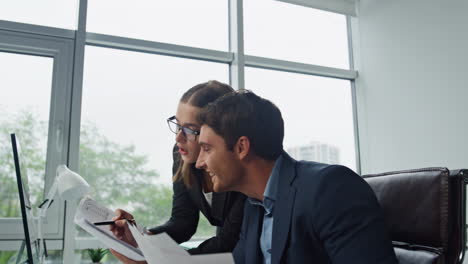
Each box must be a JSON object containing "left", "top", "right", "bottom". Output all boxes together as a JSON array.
[{"left": 235, "top": 136, "right": 250, "bottom": 160}]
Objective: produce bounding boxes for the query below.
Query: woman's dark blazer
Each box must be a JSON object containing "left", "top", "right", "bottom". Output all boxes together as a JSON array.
[{"left": 147, "top": 146, "right": 246, "bottom": 254}]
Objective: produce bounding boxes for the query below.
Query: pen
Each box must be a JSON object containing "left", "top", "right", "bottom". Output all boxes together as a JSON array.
[
  {"left": 94, "top": 219, "right": 135, "bottom": 226},
  {"left": 94, "top": 220, "right": 116, "bottom": 226}
]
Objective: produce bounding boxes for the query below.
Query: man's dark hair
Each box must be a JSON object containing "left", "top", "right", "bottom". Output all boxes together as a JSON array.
[{"left": 198, "top": 90, "right": 284, "bottom": 161}]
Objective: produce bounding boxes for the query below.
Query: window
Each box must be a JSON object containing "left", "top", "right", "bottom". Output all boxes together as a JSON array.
[
  {"left": 87, "top": 0, "right": 228, "bottom": 50},
  {"left": 0, "top": 29, "right": 75, "bottom": 262},
  {"left": 244, "top": 0, "right": 349, "bottom": 69},
  {"left": 80, "top": 46, "right": 229, "bottom": 237},
  {"left": 0, "top": 0, "right": 78, "bottom": 29},
  {"left": 0, "top": 52, "right": 53, "bottom": 217},
  {"left": 246, "top": 67, "right": 357, "bottom": 171}
]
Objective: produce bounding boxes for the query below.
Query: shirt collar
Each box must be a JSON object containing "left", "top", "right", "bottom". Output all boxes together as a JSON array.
[
  {"left": 247, "top": 154, "right": 283, "bottom": 210},
  {"left": 264, "top": 154, "right": 283, "bottom": 201}
]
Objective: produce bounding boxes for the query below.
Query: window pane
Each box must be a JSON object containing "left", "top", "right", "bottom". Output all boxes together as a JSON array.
[
  {"left": 0, "top": 52, "right": 53, "bottom": 217},
  {"left": 87, "top": 1, "right": 228, "bottom": 51},
  {"left": 244, "top": 0, "right": 349, "bottom": 69},
  {"left": 80, "top": 46, "right": 228, "bottom": 238},
  {"left": 0, "top": 0, "right": 78, "bottom": 29},
  {"left": 245, "top": 67, "right": 356, "bottom": 171}
]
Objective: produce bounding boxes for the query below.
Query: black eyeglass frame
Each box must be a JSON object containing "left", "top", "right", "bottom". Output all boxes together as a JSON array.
[{"left": 166, "top": 116, "right": 200, "bottom": 141}]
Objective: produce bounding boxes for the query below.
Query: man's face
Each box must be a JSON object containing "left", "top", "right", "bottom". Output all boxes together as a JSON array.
[{"left": 196, "top": 125, "right": 244, "bottom": 192}]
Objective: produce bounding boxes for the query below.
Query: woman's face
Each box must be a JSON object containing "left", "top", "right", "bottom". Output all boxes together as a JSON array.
[{"left": 174, "top": 102, "right": 202, "bottom": 164}]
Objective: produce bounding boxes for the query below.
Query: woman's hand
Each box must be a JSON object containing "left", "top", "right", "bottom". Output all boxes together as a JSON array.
[
  {"left": 109, "top": 209, "right": 148, "bottom": 263},
  {"left": 109, "top": 209, "right": 137, "bottom": 247}
]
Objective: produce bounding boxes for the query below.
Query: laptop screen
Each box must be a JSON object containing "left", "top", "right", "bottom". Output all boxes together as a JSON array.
[{"left": 11, "top": 133, "right": 40, "bottom": 264}]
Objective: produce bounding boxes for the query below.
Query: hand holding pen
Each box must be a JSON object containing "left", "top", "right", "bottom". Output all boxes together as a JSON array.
[
  {"left": 108, "top": 209, "right": 138, "bottom": 247},
  {"left": 107, "top": 209, "right": 147, "bottom": 264}
]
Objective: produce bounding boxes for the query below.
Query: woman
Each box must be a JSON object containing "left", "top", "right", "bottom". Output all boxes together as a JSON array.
[{"left": 110, "top": 81, "right": 245, "bottom": 262}]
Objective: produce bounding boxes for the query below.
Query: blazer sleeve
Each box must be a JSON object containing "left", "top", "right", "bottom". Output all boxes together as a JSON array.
[
  {"left": 188, "top": 193, "right": 246, "bottom": 255},
  {"left": 311, "top": 165, "right": 398, "bottom": 264},
  {"left": 146, "top": 145, "right": 199, "bottom": 243}
]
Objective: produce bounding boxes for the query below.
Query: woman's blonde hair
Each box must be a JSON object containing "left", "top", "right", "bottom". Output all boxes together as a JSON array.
[{"left": 173, "top": 80, "right": 234, "bottom": 187}]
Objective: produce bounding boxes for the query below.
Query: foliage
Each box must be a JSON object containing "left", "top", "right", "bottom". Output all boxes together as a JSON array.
[
  {"left": 86, "top": 248, "right": 109, "bottom": 263},
  {"left": 0, "top": 110, "right": 46, "bottom": 217},
  {"left": 0, "top": 251, "right": 16, "bottom": 264},
  {"left": 79, "top": 121, "right": 168, "bottom": 227}
]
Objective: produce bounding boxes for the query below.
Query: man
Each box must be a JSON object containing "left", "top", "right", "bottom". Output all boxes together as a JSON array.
[{"left": 195, "top": 90, "right": 397, "bottom": 264}]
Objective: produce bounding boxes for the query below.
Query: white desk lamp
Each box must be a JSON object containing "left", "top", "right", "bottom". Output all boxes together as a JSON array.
[{"left": 38, "top": 165, "right": 90, "bottom": 261}]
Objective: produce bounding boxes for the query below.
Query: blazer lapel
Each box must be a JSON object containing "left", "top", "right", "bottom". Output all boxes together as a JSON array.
[
  {"left": 245, "top": 204, "right": 264, "bottom": 264},
  {"left": 271, "top": 153, "right": 297, "bottom": 264}
]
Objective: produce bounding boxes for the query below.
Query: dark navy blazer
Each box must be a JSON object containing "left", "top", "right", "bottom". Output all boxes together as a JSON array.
[{"left": 233, "top": 152, "right": 398, "bottom": 264}]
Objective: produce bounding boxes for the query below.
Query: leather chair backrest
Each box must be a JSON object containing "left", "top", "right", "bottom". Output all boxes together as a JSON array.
[{"left": 363, "top": 168, "right": 467, "bottom": 264}]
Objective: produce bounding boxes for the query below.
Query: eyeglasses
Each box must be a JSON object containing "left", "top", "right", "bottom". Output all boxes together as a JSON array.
[{"left": 167, "top": 116, "right": 200, "bottom": 141}]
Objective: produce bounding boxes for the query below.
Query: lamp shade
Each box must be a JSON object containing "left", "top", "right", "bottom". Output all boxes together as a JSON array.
[{"left": 56, "top": 165, "right": 90, "bottom": 200}]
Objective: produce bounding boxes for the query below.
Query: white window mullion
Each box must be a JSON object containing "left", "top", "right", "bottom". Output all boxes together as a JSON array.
[
  {"left": 244, "top": 55, "right": 357, "bottom": 80},
  {"left": 63, "top": 0, "right": 88, "bottom": 262},
  {"left": 347, "top": 15, "right": 362, "bottom": 174},
  {"left": 85, "top": 33, "right": 232, "bottom": 63},
  {"left": 228, "top": 0, "right": 245, "bottom": 90}
]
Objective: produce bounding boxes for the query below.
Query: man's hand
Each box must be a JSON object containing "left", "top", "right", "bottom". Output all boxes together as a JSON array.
[{"left": 109, "top": 209, "right": 137, "bottom": 247}]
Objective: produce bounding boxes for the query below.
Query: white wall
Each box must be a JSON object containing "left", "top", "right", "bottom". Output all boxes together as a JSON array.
[{"left": 352, "top": 0, "right": 468, "bottom": 174}]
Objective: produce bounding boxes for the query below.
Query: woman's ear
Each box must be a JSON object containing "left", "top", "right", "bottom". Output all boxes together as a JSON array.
[{"left": 235, "top": 136, "right": 250, "bottom": 160}]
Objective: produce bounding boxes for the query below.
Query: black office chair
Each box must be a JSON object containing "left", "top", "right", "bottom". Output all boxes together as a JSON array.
[{"left": 363, "top": 168, "right": 468, "bottom": 264}]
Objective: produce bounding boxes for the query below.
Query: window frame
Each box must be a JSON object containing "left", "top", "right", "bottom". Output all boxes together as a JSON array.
[{"left": 0, "top": 22, "right": 75, "bottom": 241}]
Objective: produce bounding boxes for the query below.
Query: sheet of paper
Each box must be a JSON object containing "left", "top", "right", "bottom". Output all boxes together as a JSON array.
[
  {"left": 128, "top": 223, "right": 190, "bottom": 264},
  {"left": 192, "top": 253, "right": 234, "bottom": 264},
  {"left": 74, "top": 197, "right": 145, "bottom": 261},
  {"left": 128, "top": 223, "right": 234, "bottom": 264}
]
